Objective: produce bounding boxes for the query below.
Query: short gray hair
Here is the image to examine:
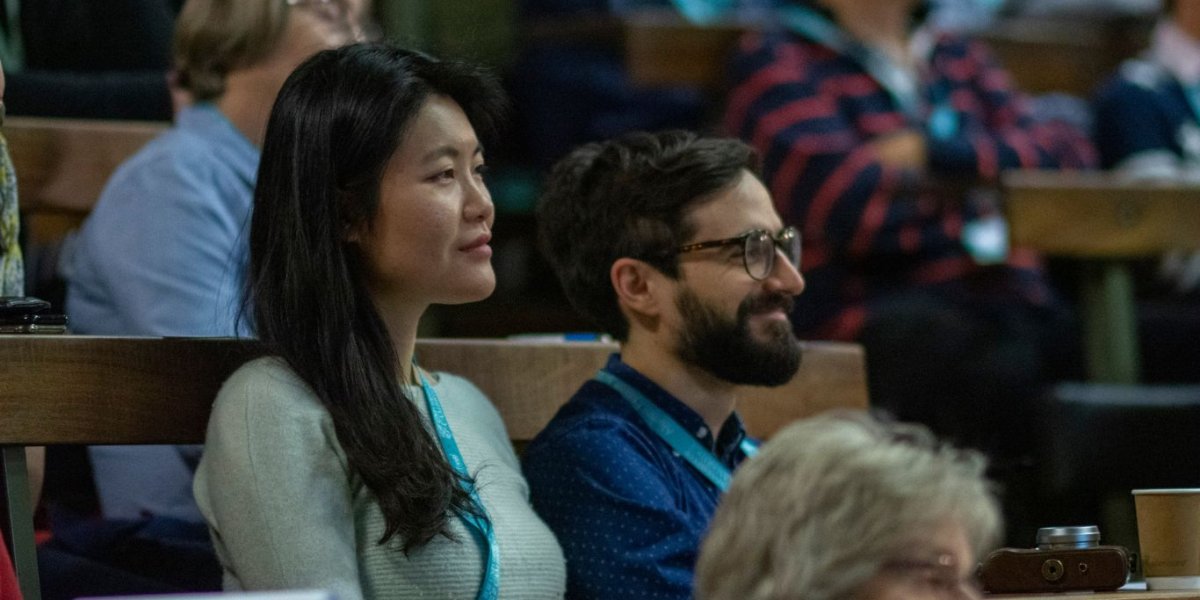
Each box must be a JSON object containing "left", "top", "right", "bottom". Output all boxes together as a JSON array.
[{"left": 695, "top": 411, "right": 1001, "bottom": 600}]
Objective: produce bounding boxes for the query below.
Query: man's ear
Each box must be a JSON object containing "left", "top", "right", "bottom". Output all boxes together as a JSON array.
[{"left": 611, "top": 257, "right": 666, "bottom": 320}]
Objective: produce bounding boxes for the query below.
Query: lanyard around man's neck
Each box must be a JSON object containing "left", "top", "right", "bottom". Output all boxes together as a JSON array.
[
  {"left": 418, "top": 369, "right": 500, "bottom": 600},
  {"left": 594, "top": 369, "right": 757, "bottom": 492}
]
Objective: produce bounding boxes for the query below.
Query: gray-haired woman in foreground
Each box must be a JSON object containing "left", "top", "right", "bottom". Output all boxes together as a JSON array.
[{"left": 696, "top": 412, "right": 1000, "bottom": 600}]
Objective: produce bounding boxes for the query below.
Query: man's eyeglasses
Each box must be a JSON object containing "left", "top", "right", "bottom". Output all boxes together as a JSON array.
[{"left": 672, "top": 226, "right": 800, "bottom": 281}]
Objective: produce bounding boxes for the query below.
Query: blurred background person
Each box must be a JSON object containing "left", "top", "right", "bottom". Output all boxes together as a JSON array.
[
  {"left": 0, "top": 53, "right": 29, "bottom": 600},
  {"left": 48, "top": 0, "right": 355, "bottom": 595},
  {"left": 1095, "top": 0, "right": 1200, "bottom": 289},
  {"left": 1091, "top": 0, "right": 1200, "bottom": 384},
  {"left": 695, "top": 412, "right": 1001, "bottom": 600},
  {"left": 724, "top": 0, "right": 1094, "bottom": 488},
  {"left": 0, "top": 54, "right": 20, "bottom": 296},
  {"left": 1095, "top": 0, "right": 1200, "bottom": 181}
]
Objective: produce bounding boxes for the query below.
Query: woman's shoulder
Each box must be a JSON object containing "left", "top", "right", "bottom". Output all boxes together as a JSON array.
[
  {"left": 428, "top": 372, "right": 497, "bottom": 412},
  {"left": 213, "top": 356, "right": 328, "bottom": 423},
  {"left": 428, "top": 370, "right": 486, "bottom": 397},
  {"left": 427, "top": 371, "right": 509, "bottom": 432}
]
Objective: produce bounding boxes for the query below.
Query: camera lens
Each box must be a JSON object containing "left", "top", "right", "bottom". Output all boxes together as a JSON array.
[{"left": 1036, "top": 525, "right": 1100, "bottom": 549}]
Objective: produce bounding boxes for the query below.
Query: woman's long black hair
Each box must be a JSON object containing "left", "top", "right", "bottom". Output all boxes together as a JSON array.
[{"left": 246, "top": 43, "right": 507, "bottom": 552}]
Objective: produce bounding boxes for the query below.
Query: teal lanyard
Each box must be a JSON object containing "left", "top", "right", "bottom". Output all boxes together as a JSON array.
[
  {"left": 594, "top": 370, "right": 757, "bottom": 492},
  {"left": 418, "top": 369, "right": 500, "bottom": 600},
  {"left": 669, "top": 0, "right": 733, "bottom": 25},
  {"left": 1183, "top": 83, "right": 1200, "bottom": 126}
]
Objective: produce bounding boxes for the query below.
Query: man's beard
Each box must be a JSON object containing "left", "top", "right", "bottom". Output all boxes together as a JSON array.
[{"left": 674, "top": 287, "right": 802, "bottom": 387}]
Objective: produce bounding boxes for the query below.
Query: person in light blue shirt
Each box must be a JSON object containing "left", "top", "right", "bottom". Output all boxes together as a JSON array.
[
  {"left": 66, "top": 101, "right": 255, "bottom": 342},
  {"left": 63, "top": 99, "right": 256, "bottom": 527},
  {"left": 54, "top": 0, "right": 355, "bottom": 593}
]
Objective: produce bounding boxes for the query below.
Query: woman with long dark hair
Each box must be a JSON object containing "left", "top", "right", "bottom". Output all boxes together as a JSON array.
[{"left": 193, "top": 43, "right": 566, "bottom": 598}]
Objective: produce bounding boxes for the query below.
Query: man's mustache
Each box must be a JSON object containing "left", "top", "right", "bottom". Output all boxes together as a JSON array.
[{"left": 741, "top": 291, "right": 794, "bottom": 316}]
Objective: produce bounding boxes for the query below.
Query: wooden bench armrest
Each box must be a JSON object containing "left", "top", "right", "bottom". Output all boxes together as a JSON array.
[{"left": 1003, "top": 170, "right": 1200, "bottom": 258}]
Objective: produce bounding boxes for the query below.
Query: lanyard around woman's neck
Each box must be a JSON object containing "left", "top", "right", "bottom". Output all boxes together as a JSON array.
[
  {"left": 594, "top": 369, "right": 757, "bottom": 492},
  {"left": 418, "top": 368, "right": 500, "bottom": 600}
]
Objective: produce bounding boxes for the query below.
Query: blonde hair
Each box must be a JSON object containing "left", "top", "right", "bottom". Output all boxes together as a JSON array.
[
  {"left": 173, "top": 0, "right": 292, "bottom": 101},
  {"left": 695, "top": 412, "right": 1001, "bottom": 600}
]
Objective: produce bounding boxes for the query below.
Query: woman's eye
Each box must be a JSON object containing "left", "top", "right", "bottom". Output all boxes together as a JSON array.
[
  {"left": 474, "top": 164, "right": 490, "bottom": 178},
  {"left": 429, "top": 169, "right": 455, "bottom": 182}
]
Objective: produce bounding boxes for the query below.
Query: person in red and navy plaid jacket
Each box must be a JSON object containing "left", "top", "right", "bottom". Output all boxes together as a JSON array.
[{"left": 725, "top": 0, "right": 1095, "bottom": 461}]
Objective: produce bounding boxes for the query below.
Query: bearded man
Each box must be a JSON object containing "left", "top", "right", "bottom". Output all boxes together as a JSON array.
[{"left": 523, "top": 130, "right": 807, "bottom": 600}]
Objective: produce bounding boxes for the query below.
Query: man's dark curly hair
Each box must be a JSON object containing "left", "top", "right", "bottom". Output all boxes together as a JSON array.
[{"left": 537, "top": 130, "right": 759, "bottom": 341}]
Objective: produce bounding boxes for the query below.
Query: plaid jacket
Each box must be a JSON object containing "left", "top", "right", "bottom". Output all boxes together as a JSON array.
[{"left": 725, "top": 30, "right": 1096, "bottom": 339}]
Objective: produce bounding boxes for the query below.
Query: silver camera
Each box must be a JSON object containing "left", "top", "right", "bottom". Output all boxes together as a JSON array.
[{"left": 979, "top": 526, "right": 1131, "bottom": 594}]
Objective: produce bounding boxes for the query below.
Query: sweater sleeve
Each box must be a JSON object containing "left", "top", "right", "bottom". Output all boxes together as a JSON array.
[
  {"left": 725, "top": 34, "right": 942, "bottom": 264},
  {"left": 195, "top": 360, "right": 363, "bottom": 599},
  {"left": 925, "top": 38, "right": 1097, "bottom": 179}
]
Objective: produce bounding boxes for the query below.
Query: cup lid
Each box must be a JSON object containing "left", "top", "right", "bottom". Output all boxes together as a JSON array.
[{"left": 1132, "top": 488, "right": 1200, "bottom": 495}]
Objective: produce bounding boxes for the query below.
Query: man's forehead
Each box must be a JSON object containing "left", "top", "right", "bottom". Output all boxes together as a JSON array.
[{"left": 682, "top": 172, "right": 783, "bottom": 239}]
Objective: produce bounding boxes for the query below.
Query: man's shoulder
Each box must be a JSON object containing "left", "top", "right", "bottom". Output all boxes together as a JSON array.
[
  {"left": 96, "top": 125, "right": 242, "bottom": 211},
  {"left": 523, "top": 382, "right": 658, "bottom": 466},
  {"left": 521, "top": 382, "right": 691, "bottom": 514}
]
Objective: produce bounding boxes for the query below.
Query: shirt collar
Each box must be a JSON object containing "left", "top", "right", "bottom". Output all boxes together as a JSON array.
[
  {"left": 176, "top": 102, "right": 261, "bottom": 179},
  {"left": 1152, "top": 19, "right": 1200, "bottom": 87},
  {"left": 603, "top": 354, "right": 749, "bottom": 462}
]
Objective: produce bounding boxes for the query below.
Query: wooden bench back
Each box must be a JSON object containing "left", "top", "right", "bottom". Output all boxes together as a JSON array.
[
  {"left": 0, "top": 336, "right": 866, "bottom": 445},
  {"left": 5, "top": 116, "right": 167, "bottom": 246},
  {"left": 417, "top": 338, "right": 869, "bottom": 441},
  {"left": 0, "top": 335, "right": 867, "bottom": 600},
  {"left": 621, "top": 10, "right": 1146, "bottom": 97},
  {"left": 1003, "top": 170, "right": 1200, "bottom": 258},
  {"left": 739, "top": 340, "right": 869, "bottom": 437}
]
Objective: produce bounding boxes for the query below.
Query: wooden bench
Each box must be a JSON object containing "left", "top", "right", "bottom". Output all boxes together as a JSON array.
[
  {"left": 620, "top": 10, "right": 1147, "bottom": 97},
  {"left": 993, "top": 590, "right": 1200, "bottom": 600},
  {"left": 5, "top": 116, "right": 167, "bottom": 248},
  {"left": 1003, "top": 170, "right": 1200, "bottom": 383},
  {"left": 978, "top": 14, "right": 1150, "bottom": 97},
  {"left": 0, "top": 335, "right": 867, "bottom": 599}
]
